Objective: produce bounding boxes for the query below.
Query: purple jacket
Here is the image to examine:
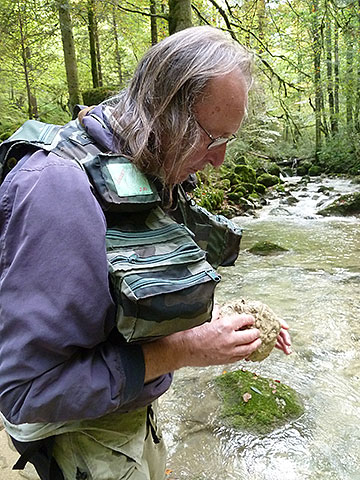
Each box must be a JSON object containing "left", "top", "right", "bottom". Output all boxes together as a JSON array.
[{"left": 0, "top": 106, "right": 172, "bottom": 425}]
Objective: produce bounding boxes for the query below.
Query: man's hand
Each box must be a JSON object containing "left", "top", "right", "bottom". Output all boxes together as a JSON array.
[{"left": 142, "top": 304, "right": 261, "bottom": 382}]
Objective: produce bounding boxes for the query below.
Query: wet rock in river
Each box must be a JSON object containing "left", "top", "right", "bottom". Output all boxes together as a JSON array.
[
  {"left": 214, "top": 369, "right": 304, "bottom": 434},
  {"left": 220, "top": 299, "right": 282, "bottom": 362},
  {"left": 317, "top": 192, "right": 360, "bottom": 216},
  {"left": 248, "top": 241, "right": 288, "bottom": 256}
]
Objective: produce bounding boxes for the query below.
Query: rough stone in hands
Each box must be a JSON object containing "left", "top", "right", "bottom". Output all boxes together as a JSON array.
[{"left": 220, "top": 299, "right": 282, "bottom": 362}]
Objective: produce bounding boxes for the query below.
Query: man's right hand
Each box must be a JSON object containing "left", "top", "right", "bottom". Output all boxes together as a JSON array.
[{"left": 142, "top": 305, "right": 261, "bottom": 383}]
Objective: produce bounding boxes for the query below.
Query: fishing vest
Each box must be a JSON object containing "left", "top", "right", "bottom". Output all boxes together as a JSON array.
[{"left": 0, "top": 114, "right": 242, "bottom": 342}]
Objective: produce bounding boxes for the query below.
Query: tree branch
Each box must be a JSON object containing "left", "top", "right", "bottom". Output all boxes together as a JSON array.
[
  {"left": 104, "top": 0, "right": 168, "bottom": 21},
  {"left": 206, "top": 0, "right": 237, "bottom": 40},
  {"left": 191, "top": 4, "right": 211, "bottom": 26}
]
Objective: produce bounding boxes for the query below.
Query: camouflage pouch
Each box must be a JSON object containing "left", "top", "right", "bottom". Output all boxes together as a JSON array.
[
  {"left": 174, "top": 186, "right": 243, "bottom": 269},
  {"left": 83, "top": 154, "right": 161, "bottom": 213},
  {"left": 106, "top": 207, "right": 220, "bottom": 342}
]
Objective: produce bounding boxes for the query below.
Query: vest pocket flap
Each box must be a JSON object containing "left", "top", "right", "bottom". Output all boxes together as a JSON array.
[
  {"left": 106, "top": 222, "right": 191, "bottom": 249},
  {"left": 108, "top": 243, "right": 205, "bottom": 273},
  {"left": 83, "top": 154, "right": 160, "bottom": 212},
  {"left": 122, "top": 264, "right": 219, "bottom": 300},
  {"left": 115, "top": 264, "right": 220, "bottom": 342}
]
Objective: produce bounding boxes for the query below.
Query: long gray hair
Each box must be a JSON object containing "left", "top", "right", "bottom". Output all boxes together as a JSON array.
[{"left": 107, "top": 26, "right": 253, "bottom": 187}]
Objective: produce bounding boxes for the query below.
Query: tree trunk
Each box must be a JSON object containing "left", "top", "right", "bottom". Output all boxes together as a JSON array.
[
  {"left": 168, "top": 0, "right": 192, "bottom": 35},
  {"left": 94, "top": 2, "right": 103, "bottom": 87},
  {"left": 88, "top": 0, "right": 99, "bottom": 88},
  {"left": 345, "top": 26, "right": 354, "bottom": 130},
  {"left": 325, "top": 14, "right": 335, "bottom": 134},
  {"left": 17, "top": 2, "right": 38, "bottom": 119},
  {"left": 334, "top": 19, "right": 339, "bottom": 132},
  {"left": 257, "top": 0, "right": 266, "bottom": 54},
  {"left": 355, "top": 0, "right": 360, "bottom": 132},
  {"left": 112, "top": 7, "right": 122, "bottom": 86},
  {"left": 150, "top": 0, "right": 158, "bottom": 45},
  {"left": 311, "top": 0, "right": 322, "bottom": 158},
  {"left": 57, "top": 0, "right": 82, "bottom": 111}
]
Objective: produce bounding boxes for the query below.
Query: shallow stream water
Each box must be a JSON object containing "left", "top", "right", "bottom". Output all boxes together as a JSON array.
[{"left": 159, "top": 176, "right": 360, "bottom": 480}]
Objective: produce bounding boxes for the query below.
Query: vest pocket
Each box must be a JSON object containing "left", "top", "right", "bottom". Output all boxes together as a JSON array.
[{"left": 106, "top": 222, "right": 220, "bottom": 342}]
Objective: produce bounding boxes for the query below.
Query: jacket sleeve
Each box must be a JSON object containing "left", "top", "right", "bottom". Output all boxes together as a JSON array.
[{"left": 0, "top": 151, "right": 146, "bottom": 424}]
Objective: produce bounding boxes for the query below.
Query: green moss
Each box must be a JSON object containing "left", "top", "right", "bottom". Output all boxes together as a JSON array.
[
  {"left": 296, "top": 165, "right": 308, "bottom": 176},
  {"left": 257, "top": 173, "right": 279, "bottom": 187},
  {"left": 266, "top": 162, "right": 281, "bottom": 177},
  {"left": 241, "top": 182, "right": 255, "bottom": 195},
  {"left": 248, "top": 241, "right": 288, "bottom": 255},
  {"left": 234, "top": 164, "right": 257, "bottom": 184},
  {"left": 308, "top": 165, "right": 322, "bottom": 176},
  {"left": 214, "top": 369, "right": 304, "bottom": 434},
  {"left": 198, "top": 189, "right": 224, "bottom": 211},
  {"left": 255, "top": 182, "right": 267, "bottom": 194},
  {"left": 227, "top": 192, "right": 243, "bottom": 203},
  {"left": 82, "top": 86, "right": 118, "bottom": 106}
]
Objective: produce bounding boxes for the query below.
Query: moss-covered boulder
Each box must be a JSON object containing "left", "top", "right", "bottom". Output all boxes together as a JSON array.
[
  {"left": 214, "top": 369, "right": 304, "bottom": 434},
  {"left": 317, "top": 185, "right": 333, "bottom": 194},
  {"left": 257, "top": 173, "right": 279, "bottom": 188},
  {"left": 281, "top": 194, "right": 298, "bottom": 206},
  {"left": 296, "top": 160, "right": 313, "bottom": 176},
  {"left": 318, "top": 192, "right": 360, "bottom": 216},
  {"left": 282, "top": 167, "right": 294, "bottom": 177},
  {"left": 227, "top": 189, "right": 245, "bottom": 203},
  {"left": 296, "top": 165, "right": 307, "bottom": 176},
  {"left": 267, "top": 162, "right": 282, "bottom": 177},
  {"left": 241, "top": 182, "right": 255, "bottom": 195},
  {"left": 82, "top": 86, "right": 118, "bottom": 106},
  {"left": 234, "top": 164, "right": 257, "bottom": 184},
  {"left": 248, "top": 241, "right": 288, "bottom": 256},
  {"left": 228, "top": 173, "right": 242, "bottom": 186},
  {"left": 308, "top": 165, "right": 322, "bottom": 176},
  {"left": 254, "top": 182, "right": 267, "bottom": 195}
]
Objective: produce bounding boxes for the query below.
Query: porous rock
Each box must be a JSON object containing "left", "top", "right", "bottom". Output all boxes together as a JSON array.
[{"left": 220, "top": 299, "right": 282, "bottom": 362}]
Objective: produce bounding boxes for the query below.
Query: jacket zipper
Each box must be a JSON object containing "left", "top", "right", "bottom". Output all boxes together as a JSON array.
[
  {"left": 126, "top": 269, "right": 220, "bottom": 294},
  {"left": 110, "top": 243, "right": 203, "bottom": 266}
]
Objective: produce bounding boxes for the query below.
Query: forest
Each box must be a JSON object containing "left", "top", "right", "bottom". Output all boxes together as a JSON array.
[{"left": 1, "top": 0, "right": 359, "bottom": 209}]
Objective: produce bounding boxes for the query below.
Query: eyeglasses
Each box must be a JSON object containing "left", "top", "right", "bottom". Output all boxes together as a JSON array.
[{"left": 196, "top": 120, "right": 237, "bottom": 150}]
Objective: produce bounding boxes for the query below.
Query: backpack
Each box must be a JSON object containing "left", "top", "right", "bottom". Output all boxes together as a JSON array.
[{"left": 0, "top": 116, "right": 242, "bottom": 342}]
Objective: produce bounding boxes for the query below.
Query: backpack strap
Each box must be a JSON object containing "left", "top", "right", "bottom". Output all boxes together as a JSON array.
[{"left": 0, "top": 119, "right": 161, "bottom": 213}]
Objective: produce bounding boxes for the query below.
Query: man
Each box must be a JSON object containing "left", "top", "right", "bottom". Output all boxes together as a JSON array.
[{"left": 0, "top": 26, "right": 291, "bottom": 479}]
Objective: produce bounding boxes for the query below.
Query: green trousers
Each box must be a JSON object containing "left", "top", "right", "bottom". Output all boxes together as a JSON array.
[{"left": 52, "top": 404, "right": 166, "bottom": 480}]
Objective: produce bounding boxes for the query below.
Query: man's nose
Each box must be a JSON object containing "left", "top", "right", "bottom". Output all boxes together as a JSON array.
[{"left": 207, "top": 144, "right": 227, "bottom": 168}]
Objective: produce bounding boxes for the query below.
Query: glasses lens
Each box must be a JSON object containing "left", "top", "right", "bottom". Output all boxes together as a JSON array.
[{"left": 207, "top": 135, "right": 237, "bottom": 150}]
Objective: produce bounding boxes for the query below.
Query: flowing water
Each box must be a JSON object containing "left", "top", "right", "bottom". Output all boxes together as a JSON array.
[{"left": 159, "top": 176, "right": 360, "bottom": 480}]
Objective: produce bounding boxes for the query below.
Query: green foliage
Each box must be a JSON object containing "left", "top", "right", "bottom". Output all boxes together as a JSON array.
[
  {"left": 317, "top": 133, "right": 360, "bottom": 175},
  {"left": 1, "top": 0, "right": 360, "bottom": 182},
  {"left": 192, "top": 169, "right": 226, "bottom": 211},
  {"left": 214, "top": 369, "right": 304, "bottom": 434}
]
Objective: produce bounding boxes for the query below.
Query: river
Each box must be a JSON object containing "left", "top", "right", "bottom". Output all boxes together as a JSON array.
[{"left": 159, "top": 176, "right": 360, "bottom": 480}]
